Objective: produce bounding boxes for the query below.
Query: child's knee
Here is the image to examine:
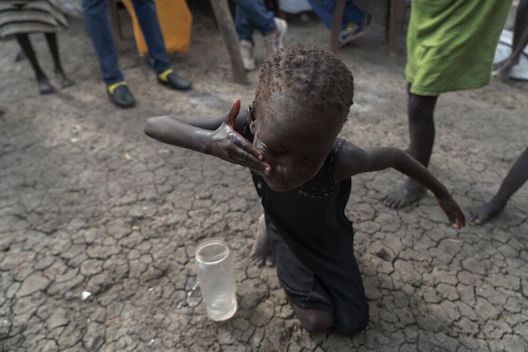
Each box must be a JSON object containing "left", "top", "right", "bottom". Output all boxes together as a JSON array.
[
  {"left": 334, "top": 308, "right": 369, "bottom": 336},
  {"left": 295, "top": 307, "right": 334, "bottom": 333}
]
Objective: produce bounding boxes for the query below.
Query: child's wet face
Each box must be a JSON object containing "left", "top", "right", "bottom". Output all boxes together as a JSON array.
[{"left": 253, "top": 95, "right": 343, "bottom": 192}]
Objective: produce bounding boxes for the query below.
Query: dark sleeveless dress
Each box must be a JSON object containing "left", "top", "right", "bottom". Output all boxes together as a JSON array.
[{"left": 240, "top": 116, "right": 369, "bottom": 334}]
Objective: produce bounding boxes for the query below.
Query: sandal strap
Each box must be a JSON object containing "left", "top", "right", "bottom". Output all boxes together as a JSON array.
[
  {"left": 158, "top": 69, "right": 174, "bottom": 82},
  {"left": 108, "top": 81, "right": 127, "bottom": 94}
]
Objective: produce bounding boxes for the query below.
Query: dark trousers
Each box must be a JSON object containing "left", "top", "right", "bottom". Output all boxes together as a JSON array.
[{"left": 82, "top": 0, "right": 171, "bottom": 85}]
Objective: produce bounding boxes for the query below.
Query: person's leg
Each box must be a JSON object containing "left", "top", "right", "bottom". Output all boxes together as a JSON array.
[
  {"left": 250, "top": 214, "right": 334, "bottom": 332},
  {"left": 494, "top": 0, "right": 528, "bottom": 78},
  {"left": 235, "top": 3, "right": 256, "bottom": 43},
  {"left": 287, "top": 272, "right": 368, "bottom": 334},
  {"left": 469, "top": 147, "right": 528, "bottom": 224},
  {"left": 308, "top": 0, "right": 370, "bottom": 46},
  {"left": 264, "top": 220, "right": 335, "bottom": 332},
  {"left": 250, "top": 213, "right": 273, "bottom": 266},
  {"left": 235, "top": 0, "right": 285, "bottom": 65},
  {"left": 130, "top": 0, "right": 170, "bottom": 74},
  {"left": 44, "top": 32, "right": 74, "bottom": 88},
  {"left": 15, "top": 33, "right": 55, "bottom": 94},
  {"left": 338, "top": 1, "right": 371, "bottom": 46},
  {"left": 82, "top": 0, "right": 135, "bottom": 107},
  {"left": 235, "top": 0, "right": 276, "bottom": 36},
  {"left": 406, "top": 92, "right": 437, "bottom": 167},
  {"left": 306, "top": 0, "right": 334, "bottom": 29},
  {"left": 511, "top": 0, "right": 528, "bottom": 52},
  {"left": 307, "top": 0, "right": 366, "bottom": 28},
  {"left": 265, "top": 220, "right": 368, "bottom": 334},
  {"left": 383, "top": 86, "right": 438, "bottom": 208},
  {"left": 291, "top": 303, "right": 334, "bottom": 333},
  {"left": 287, "top": 262, "right": 367, "bottom": 335},
  {"left": 235, "top": 2, "right": 257, "bottom": 70},
  {"left": 343, "top": 2, "right": 367, "bottom": 27},
  {"left": 82, "top": 0, "right": 124, "bottom": 85},
  {"left": 131, "top": 0, "right": 191, "bottom": 90}
]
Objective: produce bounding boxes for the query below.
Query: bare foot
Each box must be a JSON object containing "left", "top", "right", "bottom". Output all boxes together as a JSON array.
[
  {"left": 56, "top": 70, "right": 74, "bottom": 88},
  {"left": 383, "top": 179, "right": 426, "bottom": 208},
  {"left": 492, "top": 58, "right": 517, "bottom": 80},
  {"left": 468, "top": 199, "right": 506, "bottom": 225},
  {"left": 249, "top": 213, "right": 273, "bottom": 267},
  {"left": 38, "top": 77, "right": 56, "bottom": 95}
]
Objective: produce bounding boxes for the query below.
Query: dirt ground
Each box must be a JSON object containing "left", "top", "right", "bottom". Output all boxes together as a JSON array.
[{"left": 0, "top": 3, "right": 527, "bottom": 351}]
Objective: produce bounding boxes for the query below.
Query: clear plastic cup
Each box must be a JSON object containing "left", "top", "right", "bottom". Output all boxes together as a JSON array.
[{"left": 195, "top": 239, "right": 237, "bottom": 321}]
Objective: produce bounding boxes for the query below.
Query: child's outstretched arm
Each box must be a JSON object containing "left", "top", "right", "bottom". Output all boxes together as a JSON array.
[
  {"left": 144, "top": 99, "right": 271, "bottom": 175},
  {"left": 149, "top": 105, "right": 249, "bottom": 132},
  {"left": 335, "top": 142, "right": 465, "bottom": 230}
]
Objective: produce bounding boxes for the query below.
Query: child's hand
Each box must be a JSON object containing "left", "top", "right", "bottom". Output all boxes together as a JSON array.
[
  {"left": 436, "top": 193, "right": 465, "bottom": 230},
  {"left": 209, "top": 99, "right": 271, "bottom": 175}
]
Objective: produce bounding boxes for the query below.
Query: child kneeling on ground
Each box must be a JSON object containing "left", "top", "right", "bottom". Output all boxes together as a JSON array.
[{"left": 144, "top": 43, "right": 465, "bottom": 335}]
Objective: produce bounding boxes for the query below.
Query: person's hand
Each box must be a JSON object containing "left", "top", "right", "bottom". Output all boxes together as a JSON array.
[
  {"left": 208, "top": 99, "right": 271, "bottom": 175},
  {"left": 435, "top": 192, "right": 465, "bottom": 230}
]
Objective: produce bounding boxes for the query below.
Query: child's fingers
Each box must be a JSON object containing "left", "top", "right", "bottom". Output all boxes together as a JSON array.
[
  {"left": 234, "top": 149, "right": 270, "bottom": 173},
  {"left": 225, "top": 99, "right": 241, "bottom": 126},
  {"left": 455, "top": 208, "right": 466, "bottom": 228},
  {"left": 458, "top": 213, "right": 466, "bottom": 228},
  {"left": 229, "top": 132, "right": 263, "bottom": 160},
  {"left": 451, "top": 216, "right": 460, "bottom": 230},
  {"left": 227, "top": 134, "right": 268, "bottom": 172},
  {"left": 451, "top": 209, "right": 465, "bottom": 230}
]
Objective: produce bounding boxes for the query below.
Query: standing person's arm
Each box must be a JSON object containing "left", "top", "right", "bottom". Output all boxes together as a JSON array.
[
  {"left": 335, "top": 142, "right": 465, "bottom": 229},
  {"left": 145, "top": 99, "right": 271, "bottom": 175}
]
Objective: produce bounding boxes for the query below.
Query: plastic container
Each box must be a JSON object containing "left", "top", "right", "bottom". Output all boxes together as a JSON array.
[{"left": 195, "top": 239, "right": 237, "bottom": 321}]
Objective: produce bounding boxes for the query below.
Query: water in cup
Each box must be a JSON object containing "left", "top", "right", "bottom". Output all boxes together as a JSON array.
[{"left": 195, "top": 239, "right": 237, "bottom": 321}]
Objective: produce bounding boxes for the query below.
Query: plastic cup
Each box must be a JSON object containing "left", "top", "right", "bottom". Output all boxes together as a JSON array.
[{"left": 195, "top": 239, "right": 237, "bottom": 321}]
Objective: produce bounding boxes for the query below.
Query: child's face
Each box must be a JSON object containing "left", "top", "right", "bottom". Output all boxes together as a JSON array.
[{"left": 253, "top": 95, "right": 344, "bottom": 192}]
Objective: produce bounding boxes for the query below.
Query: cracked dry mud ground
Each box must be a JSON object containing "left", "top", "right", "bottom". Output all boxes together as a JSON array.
[{"left": 0, "top": 6, "right": 527, "bottom": 352}]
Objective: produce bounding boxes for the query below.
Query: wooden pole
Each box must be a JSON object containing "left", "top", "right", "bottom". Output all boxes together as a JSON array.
[
  {"left": 329, "top": 0, "right": 346, "bottom": 53},
  {"left": 210, "top": 0, "right": 249, "bottom": 85},
  {"left": 388, "top": 0, "right": 406, "bottom": 55}
]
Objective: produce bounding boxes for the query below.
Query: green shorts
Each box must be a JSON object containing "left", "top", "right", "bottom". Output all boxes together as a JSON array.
[{"left": 406, "top": 0, "right": 512, "bottom": 96}]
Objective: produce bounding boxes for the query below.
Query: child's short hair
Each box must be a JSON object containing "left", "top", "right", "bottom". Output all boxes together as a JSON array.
[{"left": 255, "top": 43, "right": 354, "bottom": 122}]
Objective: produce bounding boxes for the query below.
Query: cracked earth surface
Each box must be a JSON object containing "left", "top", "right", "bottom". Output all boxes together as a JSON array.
[{"left": 0, "top": 5, "right": 527, "bottom": 352}]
